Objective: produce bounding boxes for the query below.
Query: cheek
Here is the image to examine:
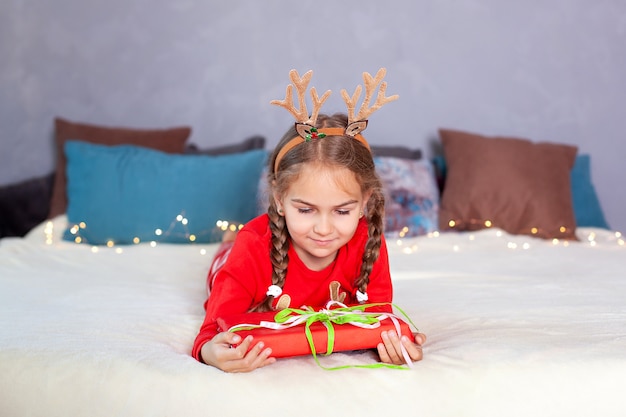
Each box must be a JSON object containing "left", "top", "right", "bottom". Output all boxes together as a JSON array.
[
  {"left": 336, "top": 215, "right": 361, "bottom": 235},
  {"left": 284, "top": 215, "right": 309, "bottom": 236}
]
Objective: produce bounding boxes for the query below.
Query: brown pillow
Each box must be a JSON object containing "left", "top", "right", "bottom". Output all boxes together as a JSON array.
[
  {"left": 438, "top": 129, "right": 578, "bottom": 240},
  {"left": 49, "top": 117, "right": 191, "bottom": 218}
]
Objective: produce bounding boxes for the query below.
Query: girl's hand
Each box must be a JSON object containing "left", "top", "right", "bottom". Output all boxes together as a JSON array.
[
  {"left": 200, "top": 331, "right": 276, "bottom": 373},
  {"left": 377, "top": 331, "right": 426, "bottom": 365}
]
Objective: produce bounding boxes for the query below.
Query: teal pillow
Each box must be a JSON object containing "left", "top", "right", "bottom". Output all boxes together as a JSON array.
[
  {"left": 64, "top": 141, "right": 267, "bottom": 244},
  {"left": 570, "top": 154, "right": 609, "bottom": 229}
]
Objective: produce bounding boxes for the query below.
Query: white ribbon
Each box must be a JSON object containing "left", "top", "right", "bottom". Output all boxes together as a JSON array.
[
  {"left": 356, "top": 290, "right": 369, "bottom": 303},
  {"left": 266, "top": 284, "right": 283, "bottom": 298},
  {"left": 228, "top": 300, "right": 413, "bottom": 367}
]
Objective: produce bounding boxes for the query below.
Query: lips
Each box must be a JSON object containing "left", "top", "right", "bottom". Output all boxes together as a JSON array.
[{"left": 310, "top": 238, "right": 334, "bottom": 247}]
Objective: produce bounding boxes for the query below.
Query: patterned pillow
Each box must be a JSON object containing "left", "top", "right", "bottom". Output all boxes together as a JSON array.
[{"left": 374, "top": 157, "right": 440, "bottom": 238}]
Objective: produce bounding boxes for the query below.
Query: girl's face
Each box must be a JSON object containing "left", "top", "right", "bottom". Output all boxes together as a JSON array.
[{"left": 275, "top": 163, "right": 369, "bottom": 272}]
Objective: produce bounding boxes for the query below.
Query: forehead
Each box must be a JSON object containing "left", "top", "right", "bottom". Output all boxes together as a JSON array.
[{"left": 286, "top": 163, "right": 362, "bottom": 201}]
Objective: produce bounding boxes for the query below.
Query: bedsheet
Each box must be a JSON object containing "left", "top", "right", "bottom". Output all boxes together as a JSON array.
[{"left": 1, "top": 217, "right": 625, "bottom": 417}]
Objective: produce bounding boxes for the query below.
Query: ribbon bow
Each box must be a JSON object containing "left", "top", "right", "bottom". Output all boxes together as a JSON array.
[{"left": 229, "top": 301, "right": 418, "bottom": 370}]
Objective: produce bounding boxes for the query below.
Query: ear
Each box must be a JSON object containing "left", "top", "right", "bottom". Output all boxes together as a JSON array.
[
  {"left": 276, "top": 294, "right": 291, "bottom": 310},
  {"left": 273, "top": 192, "right": 284, "bottom": 214},
  {"left": 361, "top": 190, "right": 373, "bottom": 212},
  {"left": 346, "top": 120, "right": 368, "bottom": 137},
  {"left": 295, "top": 123, "right": 314, "bottom": 139}
]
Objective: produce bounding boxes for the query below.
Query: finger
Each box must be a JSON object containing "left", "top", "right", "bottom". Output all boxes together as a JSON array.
[
  {"left": 380, "top": 330, "right": 404, "bottom": 364},
  {"left": 414, "top": 332, "right": 427, "bottom": 345},
  {"left": 246, "top": 342, "right": 276, "bottom": 370},
  {"left": 222, "top": 338, "right": 275, "bottom": 373},
  {"left": 212, "top": 331, "right": 242, "bottom": 347},
  {"left": 228, "top": 335, "right": 254, "bottom": 360},
  {"left": 402, "top": 336, "right": 424, "bottom": 362},
  {"left": 377, "top": 342, "right": 392, "bottom": 364}
]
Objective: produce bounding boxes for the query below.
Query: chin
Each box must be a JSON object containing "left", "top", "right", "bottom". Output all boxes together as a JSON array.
[{"left": 304, "top": 244, "right": 339, "bottom": 258}]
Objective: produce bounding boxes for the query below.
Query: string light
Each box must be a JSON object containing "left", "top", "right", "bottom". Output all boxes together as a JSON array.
[
  {"left": 390, "top": 222, "right": 625, "bottom": 255},
  {"left": 44, "top": 221, "right": 54, "bottom": 245},
  {"left": 50, "top": 216, "right": 625, "bottom": 256},
  {"left": 60, "top": 212, "right": 245, "bottom": 255},
  {"left": 443, "top": 216, "right": 574, "bottom": 240}
]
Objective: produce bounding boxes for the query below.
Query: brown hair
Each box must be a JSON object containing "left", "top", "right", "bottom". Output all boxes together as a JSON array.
[{"left": 251, "top": 113, "right": 385, "bottom": 312}]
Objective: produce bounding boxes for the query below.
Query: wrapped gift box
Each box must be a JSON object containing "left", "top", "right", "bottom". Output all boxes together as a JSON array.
[{"left": 217, "top": 306, "right": 413, "bottom": 358}]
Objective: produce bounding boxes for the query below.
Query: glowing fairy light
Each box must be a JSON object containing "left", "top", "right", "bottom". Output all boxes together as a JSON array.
[
  {"left": 402, "top": 246, "right": 417, "bottom": 254},
  {"left": 217, "top": 220, "right": 230, "bottom": 231},
  {"left": 48, "top": 212, "right": 624, "bottom": 260}
]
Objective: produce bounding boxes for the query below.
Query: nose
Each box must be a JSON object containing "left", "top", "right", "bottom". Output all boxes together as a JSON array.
[{"left": 313, "top": 214, "right": 333, "bottom": 236}]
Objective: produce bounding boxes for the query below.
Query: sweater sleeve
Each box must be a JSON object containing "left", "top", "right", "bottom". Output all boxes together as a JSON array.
[{"left": 191, "top": 220, "right": 272, "bottom": 361}]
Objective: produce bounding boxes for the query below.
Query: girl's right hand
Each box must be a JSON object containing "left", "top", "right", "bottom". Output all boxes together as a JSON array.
[{"left": 200, "top": 331, "right": 276, "bottom": 373}]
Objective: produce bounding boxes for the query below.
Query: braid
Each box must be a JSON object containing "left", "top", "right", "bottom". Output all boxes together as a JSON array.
[
  {"left": 250, "top": 204, "right": 290, "bottom": 312},
  {"left": 354, "top": 188, "right": 385, "bottom": 298}
]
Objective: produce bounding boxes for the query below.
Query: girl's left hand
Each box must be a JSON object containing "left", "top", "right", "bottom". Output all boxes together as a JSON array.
[{"left": 377, "top": 331, "right": 426, "bottom": 365}]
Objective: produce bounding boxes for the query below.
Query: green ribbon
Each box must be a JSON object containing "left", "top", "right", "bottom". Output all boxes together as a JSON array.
[{"left": 232, "top": 302, "right": 419, "bottom": 370}]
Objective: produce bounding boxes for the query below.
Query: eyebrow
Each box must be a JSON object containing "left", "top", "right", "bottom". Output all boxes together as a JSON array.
[{"left": 290, "top": 198, "right": 359, "bottom": 208}]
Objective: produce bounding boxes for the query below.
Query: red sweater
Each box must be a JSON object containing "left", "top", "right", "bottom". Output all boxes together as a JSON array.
[{"left": 191, "top": 214, "right": 392, "bottom": 360}]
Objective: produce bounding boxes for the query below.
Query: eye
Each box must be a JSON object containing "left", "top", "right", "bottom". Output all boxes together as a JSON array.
[
  {"left": 298, "top": 208, "right": 313, "bottom": 214},
  {"left": 336, "top": 209, "right": 351, "bottom": 216}
]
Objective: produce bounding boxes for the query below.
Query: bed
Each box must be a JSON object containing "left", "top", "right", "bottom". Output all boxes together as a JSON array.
[{"left": 1, "top": 119, "right": 625, "bottom": 417}]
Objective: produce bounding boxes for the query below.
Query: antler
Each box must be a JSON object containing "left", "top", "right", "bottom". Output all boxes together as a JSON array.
[
  {"left": 270, "top": 69, "right": 330, "bottom": 125},
  {"left": 340, "top": 68, "right": 399, "bottom": 124}
]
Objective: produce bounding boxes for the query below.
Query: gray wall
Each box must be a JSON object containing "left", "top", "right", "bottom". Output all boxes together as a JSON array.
[{"left": 2, "top": 0, "right": 625, "bottom": 232}]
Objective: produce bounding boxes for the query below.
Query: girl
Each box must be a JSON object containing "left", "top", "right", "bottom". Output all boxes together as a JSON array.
[{"left": 192, "top": 69, "right": 425, "bottom": 372}]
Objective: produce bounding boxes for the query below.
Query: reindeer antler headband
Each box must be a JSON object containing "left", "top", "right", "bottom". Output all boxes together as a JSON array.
[{"left": 271, "top": 68, "right": 399, "bottom": 172}]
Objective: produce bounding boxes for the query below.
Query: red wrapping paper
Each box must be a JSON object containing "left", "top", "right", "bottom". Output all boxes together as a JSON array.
[{"left": 217, "top": 308, "right": 413, "bottom": 358}]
